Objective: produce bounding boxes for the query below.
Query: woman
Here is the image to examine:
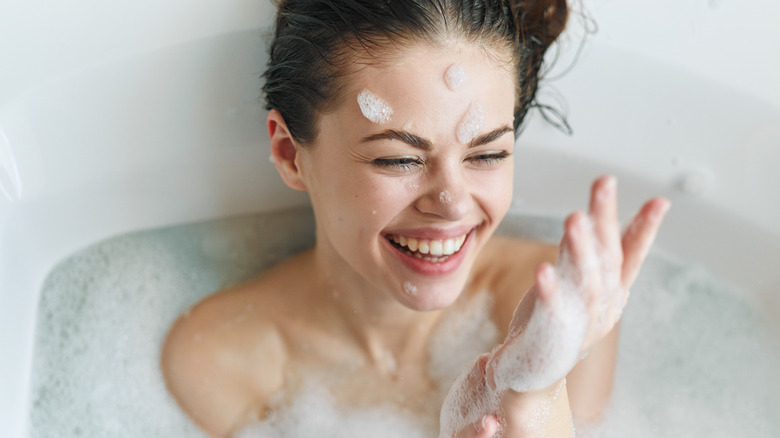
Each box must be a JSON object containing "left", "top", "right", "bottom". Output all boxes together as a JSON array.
[{"left": 161, "top": 1, "right": 669, "bottom": 436}]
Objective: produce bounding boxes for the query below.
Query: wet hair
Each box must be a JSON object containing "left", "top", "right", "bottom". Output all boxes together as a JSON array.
[{"left": 263, "top": 0, "right": 568, "bottom": 145}]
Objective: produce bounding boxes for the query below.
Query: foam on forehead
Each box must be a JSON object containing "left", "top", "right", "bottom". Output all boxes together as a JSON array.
[
  {"left": 357, "top": 89, "right": 393, "bottom": 124},
  {"left": 444, "top": 64, "right": 467, "bottom": 91},
  {"left": 456, "top": 102, "right": 485, "bottom": 145}
]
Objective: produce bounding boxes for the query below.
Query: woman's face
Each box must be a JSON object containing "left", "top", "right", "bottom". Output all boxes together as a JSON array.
[{"left": 298, "top": 42, "right": 516, "bottom": 311}]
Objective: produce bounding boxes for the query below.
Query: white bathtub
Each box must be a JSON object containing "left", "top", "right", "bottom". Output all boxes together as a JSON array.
[{"left": 2, "top": 1, "right": 779, "bottom": 436}]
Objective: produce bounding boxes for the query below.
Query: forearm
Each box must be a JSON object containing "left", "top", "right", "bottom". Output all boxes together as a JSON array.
[
  {"left": 498, "top": 379, "right": 574, "bottom": 438},
  {"left": 565, "top": 322, "right": 620, "bottom": 422}
]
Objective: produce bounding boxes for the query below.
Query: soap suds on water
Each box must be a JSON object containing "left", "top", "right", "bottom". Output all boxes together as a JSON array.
[
  {"left": 29, "top": 209, "right": 780, "bottom": 438},
  {"left": 235, "top": 381, "right": 432, "bottom": 438},
  {"left": 456, "top": 102, "right": 485, "bottom": 144},
  {"left": 357, "top": 89, "right": 393, "bottom": 124},
  {"left": 444, "top": 64, "right": 467, "bottom": 90},
  {"left": 428, "top": 292, "right": 500, "bottom": 390}
]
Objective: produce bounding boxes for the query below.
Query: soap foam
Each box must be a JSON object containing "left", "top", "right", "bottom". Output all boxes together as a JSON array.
[
  {"left": 456, "top": 102, "right": 485, "bottom": 145},
  {"left": 403, "top": 281, "right": 418, "bottom": 295},
  {"left": 444, "top": 64, "right": 467, "bottom": 90},
  {"left": 28, "top": 209, "right": 780, "bottom": 437},
  {"left": 357, "top": 89, "right": 393, "bottom": 124},
  {"left": 439, "top": 190, "right": 451, "bottom": 204},
  {"left": 235, "top": 382, "right": 432, "bottom": 438},
  {"left": 441, "top": 216, "right": 633, "bottom": 436}
]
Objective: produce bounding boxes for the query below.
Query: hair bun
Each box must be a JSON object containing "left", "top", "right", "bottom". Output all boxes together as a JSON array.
[{"left": 515, "top": 0, "right": 568, "bottom": 51}]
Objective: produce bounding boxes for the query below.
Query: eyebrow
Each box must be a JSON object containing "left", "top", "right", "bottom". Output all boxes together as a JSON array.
[
  {"left": 359, "top": 125, "right": 514, "bottom": 150},
  {"left": 468, "top": 126, "right": 514, "bottom": 147}
]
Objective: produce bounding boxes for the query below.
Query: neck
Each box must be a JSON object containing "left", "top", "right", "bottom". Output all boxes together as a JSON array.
[{"left": 310, "top": 243, "right": 446, "bottom": 368}]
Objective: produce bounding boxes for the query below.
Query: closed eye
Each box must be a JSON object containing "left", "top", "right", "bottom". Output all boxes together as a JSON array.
[
  {"left": 467, "top": 150, "right": 511, "bottom": 167},
  {"left": 372, "top": 156, "right": 424, "bottom": 172}
]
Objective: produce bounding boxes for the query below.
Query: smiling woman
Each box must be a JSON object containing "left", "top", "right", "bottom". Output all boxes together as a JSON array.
[{"left": 159, "top": 1, "right": 668, "bottom": 437}]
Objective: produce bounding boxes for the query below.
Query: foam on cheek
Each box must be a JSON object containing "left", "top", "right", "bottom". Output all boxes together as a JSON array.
[
  {"left": 444, "top": 64, "right": 467, "bottom": 90},
  {"left": 357, "top": 89, "right": 393, "bottom": 124},
  {"left": 456, "top": 102, "right": 485, "bottom": 145}
]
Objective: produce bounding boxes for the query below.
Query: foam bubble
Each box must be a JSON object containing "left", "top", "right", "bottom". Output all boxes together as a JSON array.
[
  {"left": 403, "top": 281, "right": 418, "bottom": 295},
  {"left": 236, "top": 381, "right": 434, "bottom": 438},
  {"left": 491, "top": 290, "right": 587, "bottom": 394},
  {"left": 456, "top": 102, "right": 485, "bottom": 144},
  {"left": 29, "top": 208, "right": 780, "bottom": 437},
  {"left": 439, "top": 190, "right": 451, "bottom": 204},
  {"left": 357, "top": 89, "right": 393, "bottom": 124},
  {"left": 444, "top": 64, "right": 467, "bottom": 91},
  {"left": 428, "top": 292, "right": 499, "bottom": 390}
]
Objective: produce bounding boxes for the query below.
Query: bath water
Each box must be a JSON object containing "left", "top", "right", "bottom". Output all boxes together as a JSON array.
[{"left": 29, "top": 207, "right": 780, "bottom": 437}]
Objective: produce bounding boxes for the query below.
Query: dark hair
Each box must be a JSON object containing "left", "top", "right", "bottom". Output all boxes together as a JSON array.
[{"left": 263, "top": 0, "right": 568, "bottom": 145}]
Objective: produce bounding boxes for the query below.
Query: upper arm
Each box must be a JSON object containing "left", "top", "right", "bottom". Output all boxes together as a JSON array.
[{"left": 161, "top": 298, "right": 287, "bottom": 437}]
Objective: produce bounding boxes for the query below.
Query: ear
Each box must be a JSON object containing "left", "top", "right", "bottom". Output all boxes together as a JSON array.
[{"left": 267, "top": 109, "right": 308, "bottom": 191}]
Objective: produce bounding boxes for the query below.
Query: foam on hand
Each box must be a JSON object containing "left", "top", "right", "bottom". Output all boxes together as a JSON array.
[
  {"left": 357, "top": 89, "right": 393, "bottom": 124},
  {"left": 444, "top": 64, "right": 467, "bottom": 90},
  {"left": 491, "top": 274, "right": 587, "bottom": 394},
  {"left": 30, "top": 208, "right": 780, "bottom": 438},
  {"left": 456, "top": 102, "right": 485, "bottom": 144}
]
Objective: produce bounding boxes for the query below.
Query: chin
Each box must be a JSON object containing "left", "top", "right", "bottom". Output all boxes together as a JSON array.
[{"left": 395, "top": 282, "right": 464, "bottom": 312}]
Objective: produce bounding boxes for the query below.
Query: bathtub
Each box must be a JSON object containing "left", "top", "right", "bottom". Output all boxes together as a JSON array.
[{"left": 2, "top": 0, "right": 779, "bottom": 436}]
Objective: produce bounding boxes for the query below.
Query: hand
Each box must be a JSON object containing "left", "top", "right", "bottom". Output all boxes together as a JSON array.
[
  {"left": 439, "top": 176, "right": 670, "bottom": 437},
  {"left": 440, "top": 354, "right": 501, "bottom": 438},
  {"left": 490, "top": 175, "right": 670, "bottom": 393}
]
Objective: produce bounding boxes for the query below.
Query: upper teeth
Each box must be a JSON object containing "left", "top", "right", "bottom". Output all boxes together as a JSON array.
[{"left": 389, "top": 234, "right": 467, "bottom": 256}]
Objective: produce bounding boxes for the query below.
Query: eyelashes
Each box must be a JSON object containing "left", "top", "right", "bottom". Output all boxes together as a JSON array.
[
  {"left": 371, "top": 151, "right": 511, "bottom": 172},
  {"left": 372, "top": 156, "right": 424, "bottom": 172},
  {"left": 471, "top": 150, "right": 511, "bottom": 166}
]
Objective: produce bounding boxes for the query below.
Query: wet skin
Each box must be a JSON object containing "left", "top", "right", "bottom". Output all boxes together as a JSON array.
[{"left": 161, "top": 42, "right": 669, "bottom": 437}]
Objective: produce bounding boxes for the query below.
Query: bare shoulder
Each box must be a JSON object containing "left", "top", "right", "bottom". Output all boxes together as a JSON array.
[
  {"left": 471, "top": 236, "right": 559, "bottom": 334},
  {"left": 161, "top": 267, "right": 293, "bottom": 437}
]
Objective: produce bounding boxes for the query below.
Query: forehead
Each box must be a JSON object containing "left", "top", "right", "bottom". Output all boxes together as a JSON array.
[{"left": 337, "top": 42, "right": 516, "bottom": 138}]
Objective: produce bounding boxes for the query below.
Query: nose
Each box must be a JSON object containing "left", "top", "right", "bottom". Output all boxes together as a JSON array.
[{"left": 414, "top": 164, "right": 472, "bottom": 221}]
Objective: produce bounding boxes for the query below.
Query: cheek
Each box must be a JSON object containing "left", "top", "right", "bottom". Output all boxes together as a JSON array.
[
  {"left": 360, "top": 176, "right": 419, "bottom": 220},
  {"left": 325, "top": 168, "right": 414, "bottom": 232},
  {"left": 470, "top": 167, "right": 514, "bottom": 225}
]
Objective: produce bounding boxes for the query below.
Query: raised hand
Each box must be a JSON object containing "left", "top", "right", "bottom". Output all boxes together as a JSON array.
[{"left": 440, "top": 176, "right": 670, "bottom": 437}]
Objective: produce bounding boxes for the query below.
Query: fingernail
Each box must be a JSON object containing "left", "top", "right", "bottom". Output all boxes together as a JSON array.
[
  {"left": 542, "top": 264, "right": 555, "bottom": 283},
  {"left": 481, "top": 415, "right": 490, "bottom": 432},
  {"left": 604, "top": 175, "right": 617, "bottom": 192},
  {"left": 650, "top": 199, "right": 671, "bottom": 221}
]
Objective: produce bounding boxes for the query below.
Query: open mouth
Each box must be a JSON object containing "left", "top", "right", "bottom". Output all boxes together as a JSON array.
[{"left": 385, "top": 232, "right": 468, "bottom": 263}]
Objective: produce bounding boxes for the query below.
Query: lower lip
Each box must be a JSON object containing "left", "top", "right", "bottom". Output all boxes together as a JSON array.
[{"left": 382, "top": 231, "right": 474, "bottom": 276}]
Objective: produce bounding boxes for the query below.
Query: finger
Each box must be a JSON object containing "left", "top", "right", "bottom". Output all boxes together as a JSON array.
[
  {"left": 558, "top": 211, "right": 594, "bottom": 271},
  {"left": 477, "top": 414, "right": 499, "bottom": 437},
  {"left": 535, "top": 262, "right": 558, "bottom": 307},
  {"left": 456, "top": 414, "right": 499, "bottom": 438},
  {"left": 559, "top": 211, "right": 599, "bottom": 303},
  {"left": 605, "top": 285, "right": 629, "bottom": 328},
  {"left": 467, "top": 354, "right": 490, "bottom": 388},
  {"left": 621, "top": 197, "right": 670, "bottom": 288},
  {"left": 588, "top": 175, "right": 621, "bottom": 258}
]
